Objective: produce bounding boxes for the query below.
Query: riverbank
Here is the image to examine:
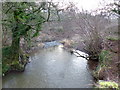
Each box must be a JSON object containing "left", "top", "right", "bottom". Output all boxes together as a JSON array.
[
  {"left": 2, "top": 23, "right": 119, "bottom": 88},
  {"left": 2, "top": 38, "right": 119, "bottom": 89},
  {"left": 57, "top": 37, "right": 120, "bottom": 89},
  {"left": 23, "top": 37, "right": 120, "bottom": 89},
  {"left": 88, "top": 38, "right": 119, "bottom": 89}
]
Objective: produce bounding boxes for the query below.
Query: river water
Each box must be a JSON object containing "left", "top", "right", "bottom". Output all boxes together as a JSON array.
[{"left": 2, "top": 46, "right": 93, "bottom": 88}]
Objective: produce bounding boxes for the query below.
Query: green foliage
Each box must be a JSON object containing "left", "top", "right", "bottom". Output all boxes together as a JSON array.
[
  {"left": 112, "top": 9, "right": 120, "bottom": 15},
  {"left": 2, "top": 46, "right": 12, "bottom": 75},
  {"left": 2, "top": 46, "right": 11, "bottom": 55},
  {"left": 112, "top": 3, "right": 120, "bottom": 15},
  {"left": 99, "top": 50, "right": 109, "bottom": 64},
  {"left": 97, "top": 50, "right": 110, "bottom": 71},
  {"left": 58, "top": 28, "right": 64, "bottom": 32},
  {"left": 106, "top": 37, "right": 120, "bottom": 41},
  {"left": 2, "top": 2, "right": 46, "bottom": 43},
  {"left": 93, "top": 50, "right": 110, "bottom": 79},
  {"left": 11, "top": 61, "right": 24, "bottom": 71},
  {"left": 2, "top": 2, "right": 46, "bottom": 74},
  {"left": 2, "top": 64, "right": 10, "bottom": 75},
  {"left": 2, "top": 46, "right": 12, "bottom": 62},
  {"left": 96, "top": 81, "right": 119, "bottom": 89}
]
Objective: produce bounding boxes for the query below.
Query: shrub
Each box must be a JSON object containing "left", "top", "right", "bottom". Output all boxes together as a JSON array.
[{"left": 83, "top": 35, "right": 103, "bottom": 61}]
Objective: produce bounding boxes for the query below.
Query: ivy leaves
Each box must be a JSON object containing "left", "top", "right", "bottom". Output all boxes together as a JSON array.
[{"left": 3, "top": 2, "right": 46, "bottom": 41}]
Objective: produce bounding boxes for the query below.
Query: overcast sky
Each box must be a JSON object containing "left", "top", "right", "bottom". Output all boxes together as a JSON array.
[{"left": 48, "top": 0, "right": 114, "bottom": 11}]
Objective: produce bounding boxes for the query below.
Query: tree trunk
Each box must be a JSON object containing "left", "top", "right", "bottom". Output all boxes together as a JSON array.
[
  {"left": 10, "top": 10, "right": 24, "bottom": 71},
  {"left": 57, "top": 10, "right": 60, "bottom": 21},
  {"left": 46, "top": 3, "right": 51, "bottom": 22},
  {"left": 11, "top": 33, "right": 20, "bottom": 62},
  {"left": 10, "top": 33, "right": 25, "bottom": 71},
  {"left": 11, "top": 10, "right": 20, "bottom": 63}
]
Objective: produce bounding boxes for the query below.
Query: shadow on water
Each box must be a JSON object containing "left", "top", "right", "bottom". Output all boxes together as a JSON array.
[{"left": 2, "top": 46, "right": 93, "bottom": 88}]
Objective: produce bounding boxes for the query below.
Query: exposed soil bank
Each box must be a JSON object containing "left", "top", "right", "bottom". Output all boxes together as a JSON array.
[
  {"left": 87, "top": 39, "right": 119, "bottom": 89},
  {"left": 102, "top": 40, "right": 119, "bottom": 82},
  {"left": 59, "top": 38, "right": 119, "bottom": 89}
]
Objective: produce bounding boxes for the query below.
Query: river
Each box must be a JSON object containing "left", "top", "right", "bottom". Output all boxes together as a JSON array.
[{"left": 2, "top": 45, "right": 93, "bottom": 88}]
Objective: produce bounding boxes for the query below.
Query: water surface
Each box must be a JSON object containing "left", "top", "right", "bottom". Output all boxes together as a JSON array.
[{"left": 3, "top": 46, "right": 93, "bottom": 88}]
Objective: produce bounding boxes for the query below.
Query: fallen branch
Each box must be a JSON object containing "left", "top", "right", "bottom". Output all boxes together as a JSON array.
[
  {"left": 73, "top": 50, "right": 99, "bottom": 60},
  {"left": 72, "top": 50, "right": 89, "bottom": 60}
]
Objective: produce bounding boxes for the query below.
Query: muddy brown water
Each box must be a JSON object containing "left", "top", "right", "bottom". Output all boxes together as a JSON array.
[{"left": 2, "top": 46, "right": 93, "bottom": 88}]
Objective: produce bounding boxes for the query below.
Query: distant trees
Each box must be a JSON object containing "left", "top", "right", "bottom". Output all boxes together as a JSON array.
[
  {"left": 112, "top": 3, "right": 120, "bottom": 15},
  {"left": 112, "top": 2, "right": 120, "bottom": 16},
  {"left": 94, "top": 0, "right": 119, "bottom": 18}
]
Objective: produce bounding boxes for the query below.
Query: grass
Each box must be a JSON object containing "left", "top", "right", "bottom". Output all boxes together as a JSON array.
[
  {"left": 96, "top": 81, "right": 119, "bottom": 89},
  {"left": 106, "top": 36, "right": 120, "bottom": 41},
  {"left": 92, "top": 50, "right": 110, "bottom": 80},
  {"left": 93, "top": 49, "right": 119, "bottom": 89},
  {"left": 99, "top": 50, "right": 110, "bottom": 64}
]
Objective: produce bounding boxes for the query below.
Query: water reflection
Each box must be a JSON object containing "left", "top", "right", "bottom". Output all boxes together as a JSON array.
[{"left": 3, "top": 46, "right": 93, "bottom": 88}]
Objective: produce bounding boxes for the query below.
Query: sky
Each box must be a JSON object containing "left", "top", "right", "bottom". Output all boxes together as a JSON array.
[{"left": 47, "top": 0, "right": 114, "bottom": 11}]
